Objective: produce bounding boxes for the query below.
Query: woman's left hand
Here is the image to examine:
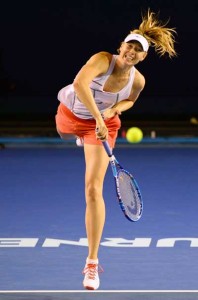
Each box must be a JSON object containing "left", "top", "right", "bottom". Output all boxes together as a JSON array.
[{"left": 103, "top": 107, "right": 121, "bottom": 119}]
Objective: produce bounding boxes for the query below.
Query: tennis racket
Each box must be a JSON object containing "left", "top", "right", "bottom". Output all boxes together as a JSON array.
[{"left": 103, "top": 141, "right": 143, "bottom": 222}]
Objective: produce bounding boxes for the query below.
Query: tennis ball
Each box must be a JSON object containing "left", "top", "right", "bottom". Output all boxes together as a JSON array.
[{"left": 126, "top": 127, "right": 143, "bottom": 143}]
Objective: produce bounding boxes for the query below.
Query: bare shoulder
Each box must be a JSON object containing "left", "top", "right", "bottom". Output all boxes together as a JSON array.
[
  {"left": 87, "top": 51, "right": 112, "bottom": 66},
  {"left": 74, "top": 52, "right": 113, "bottom": 82},
  {"left": 84, "top": 51, "right": 112, "bottom": 75},
  {"left": 133, "top": 68, "right": 146, "bottom": 92}
]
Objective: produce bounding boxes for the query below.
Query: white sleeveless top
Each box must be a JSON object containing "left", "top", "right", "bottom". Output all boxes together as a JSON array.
[{"left": 57, "top": 55, "right": 136, "bottom": 119}]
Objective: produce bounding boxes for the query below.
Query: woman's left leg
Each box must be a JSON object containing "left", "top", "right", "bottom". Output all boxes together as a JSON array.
[
  {"left": 82, "top": 143, "right": 109, "bottom": 290},
  {"left": 83, "top": 143, "right": 109, "bottom": 260}
]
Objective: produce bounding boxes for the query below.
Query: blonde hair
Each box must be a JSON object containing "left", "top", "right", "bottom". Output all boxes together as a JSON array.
[{"left": 132, "top": 9, "right": 177, "bottom": 58}]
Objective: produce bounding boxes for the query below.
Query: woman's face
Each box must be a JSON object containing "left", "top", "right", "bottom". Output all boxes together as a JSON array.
[{"left": 119, "top": 41, "right": 147, "bottom": 65}]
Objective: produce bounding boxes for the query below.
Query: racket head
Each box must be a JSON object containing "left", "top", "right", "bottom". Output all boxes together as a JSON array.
[{"left": 115, "top": 168, "right": 143, "bottom": 222}]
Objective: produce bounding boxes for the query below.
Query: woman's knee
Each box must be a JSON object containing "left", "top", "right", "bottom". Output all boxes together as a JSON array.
[{"left": 85, "top": 181, "right": 103, "bottom": 203}]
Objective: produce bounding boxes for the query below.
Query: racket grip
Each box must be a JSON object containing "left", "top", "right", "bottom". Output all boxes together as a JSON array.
[{"left": 102, "top": 141, "right": 112, "bottom": 157}]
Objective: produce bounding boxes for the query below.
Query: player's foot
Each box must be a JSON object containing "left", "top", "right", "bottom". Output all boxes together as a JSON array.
[
  {"left": 76, "top": 137, "right": 84, "bottom": 147},
  {"left": 82, "top": 259, "right": 103, "bottom": 290}
]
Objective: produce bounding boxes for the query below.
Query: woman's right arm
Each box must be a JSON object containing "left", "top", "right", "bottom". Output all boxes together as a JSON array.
[{"left": 73, "top": 52, "right": 111, "bottom": 140}]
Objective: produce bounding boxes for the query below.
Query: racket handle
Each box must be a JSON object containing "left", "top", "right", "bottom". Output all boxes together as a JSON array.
[{"left": 102, "top": 141, "right": 113, "bottom": 157}]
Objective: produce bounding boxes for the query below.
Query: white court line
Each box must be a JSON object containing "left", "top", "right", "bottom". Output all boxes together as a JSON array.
[{"left": 0, "top": 290, "right": 198, "bottom": 293}]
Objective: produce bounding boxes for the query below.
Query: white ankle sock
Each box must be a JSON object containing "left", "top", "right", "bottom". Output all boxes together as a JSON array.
[{"left": 86, "top": 258, "right": 98, "bottom": 265}]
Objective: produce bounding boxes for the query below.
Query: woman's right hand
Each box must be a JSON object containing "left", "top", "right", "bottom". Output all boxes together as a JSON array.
[{"left": 95, "top": 119, "right": 108, "bottom": 141}]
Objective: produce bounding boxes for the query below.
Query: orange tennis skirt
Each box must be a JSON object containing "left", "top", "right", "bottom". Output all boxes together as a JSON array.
[{"left": 55, "top": 103, "right": 121, "bottom": 148}]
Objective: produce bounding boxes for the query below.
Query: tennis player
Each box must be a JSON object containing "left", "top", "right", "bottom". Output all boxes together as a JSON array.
[{"left": 55, "top": 9, "right": 177, "bottom": 290}]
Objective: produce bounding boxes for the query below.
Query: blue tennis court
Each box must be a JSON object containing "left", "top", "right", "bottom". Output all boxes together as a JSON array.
[{"left": 0, "top": 138, "right": 198, "bottom": 299}]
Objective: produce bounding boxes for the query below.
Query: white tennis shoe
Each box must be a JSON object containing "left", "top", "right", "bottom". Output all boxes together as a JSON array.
[
  {"left": 82, "top": 260, "right": 103, "bottom": 290},
  {"left": 76, "top": 137, "right": 84, "bottom": 147}
]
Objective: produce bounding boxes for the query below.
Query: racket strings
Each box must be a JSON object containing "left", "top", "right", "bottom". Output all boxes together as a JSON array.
[{"left": 117, "top": 170, "right": 142, "bottom": 220}]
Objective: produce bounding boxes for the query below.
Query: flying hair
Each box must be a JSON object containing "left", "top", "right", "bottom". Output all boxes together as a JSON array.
[{"left": 131, "top": 9, "right": 177, "bottom": 58}]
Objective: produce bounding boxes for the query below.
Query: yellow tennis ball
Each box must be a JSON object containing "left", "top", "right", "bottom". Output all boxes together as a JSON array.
[{"left": 126, "top": 127, "right": 143, "bottom": 143}]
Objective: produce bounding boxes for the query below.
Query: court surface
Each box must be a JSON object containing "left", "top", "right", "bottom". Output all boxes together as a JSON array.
[{"left": 0, "top": 139, "right": 198, "bottom": 299}]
